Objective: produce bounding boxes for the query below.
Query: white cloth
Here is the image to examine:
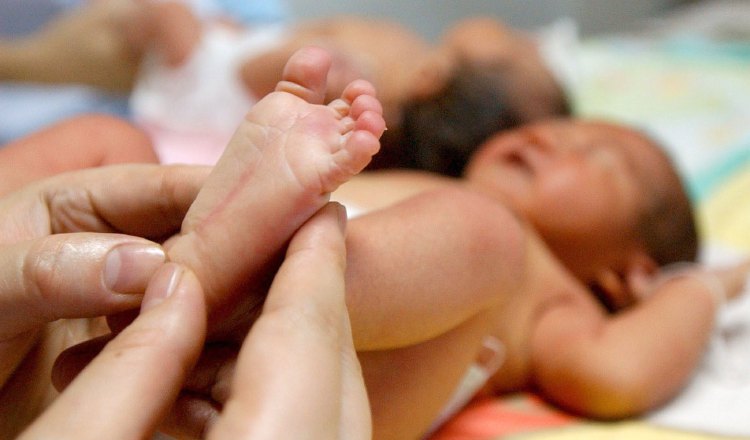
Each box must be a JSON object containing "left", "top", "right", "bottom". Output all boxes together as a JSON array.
[
  {"left": 534, "top": 18, "right": 582, "bottom": 96},
  {"left": 424, "top": 336, "right": 506, "bottom": 438},
  {"left": 647, "top": 244, "right": 750, "bottom": 437},
  {"left": 0, "top": 0, "right": 288, "bottom": 145},
  {"left": 130, "top": 24, "right": 285, "bottom": 164}
]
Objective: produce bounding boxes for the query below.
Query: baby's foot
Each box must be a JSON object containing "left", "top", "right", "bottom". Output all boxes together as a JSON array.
[{"left": 168, "top": 46, "right": 384, "bottom": 332}]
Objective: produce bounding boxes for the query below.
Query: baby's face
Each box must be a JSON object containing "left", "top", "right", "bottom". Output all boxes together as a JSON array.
[{"left": 464, "top": 119, "right": 675, "bottom": 279}]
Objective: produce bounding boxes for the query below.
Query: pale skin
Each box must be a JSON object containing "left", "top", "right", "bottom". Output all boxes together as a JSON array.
[
  {"left": 136, "top": 113, "right": 747, "bottom": 440},
  {"left": 164, "top": 45, "right": 385, "bottom": 336},
  {"left": 44, "top": 53, "right": 744, "bottom": 439},
  {"left": 0, "top": 46, "right": 383, "bottom": 438},
  {"left": 324, "top": 121, "right": 750, "bottom": 438},
  {"left": 1, "top": 45, "right": 748, "bottom": 440},
  {"left": 0, "top": 164, "right": 207, "bottom": 437},
  {"left": 21, "top": 204, "right": 369, "bottom": 440},
  {"left": 327, "top": 122, "right": 750, "bottom": 438},
  {"left": 12, "top": 54, "right": 747, "bottom": 440},
  {"left": 0, "top": 114, "right": 159, "bottom": 195}
]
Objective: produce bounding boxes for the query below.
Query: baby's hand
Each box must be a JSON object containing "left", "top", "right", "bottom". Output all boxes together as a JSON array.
[
  {"left": 630, "top": 258, "right": 750, "bottom": 305},
  {"left": 645, "top": 259, "right": 750, "bottom": 306},
  {"left": 711, "top": 259, "right": 750, "bottom": 302}
]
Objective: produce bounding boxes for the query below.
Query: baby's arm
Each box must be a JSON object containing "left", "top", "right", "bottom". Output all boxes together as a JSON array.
[{"left": 530, "top": 273, "right": 732, "bottom": 419}]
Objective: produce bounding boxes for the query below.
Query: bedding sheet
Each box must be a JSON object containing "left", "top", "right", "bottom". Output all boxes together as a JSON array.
[{"left": 431, "top": 3, "right": 750, "bottom": 438}]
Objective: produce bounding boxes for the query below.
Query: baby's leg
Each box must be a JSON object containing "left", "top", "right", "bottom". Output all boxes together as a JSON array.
[
  {"left": 0, "top": 115, "right": 157, "bottom": 197},
  {"left": 361, "top": 305, "right": 506, "bottom": 440},
  {"left": 167, "top": 46, "right": 384, "bottom": 332}
]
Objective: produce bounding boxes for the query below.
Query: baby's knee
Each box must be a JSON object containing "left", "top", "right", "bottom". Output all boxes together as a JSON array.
[
  {"left": 411, "top": 187, "right": 529, "bottom": 290},
  {"left": 63, "top": 114, "right": 146, "bottom": 143},
  {"left": 63, "top": 114, "right": 158, "bottom": 164}
]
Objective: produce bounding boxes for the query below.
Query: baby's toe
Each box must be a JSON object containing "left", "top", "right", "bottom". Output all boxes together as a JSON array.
[
  {"left": 341, "top": 79, "right": 377, "bottom": 103},
  {"left": 350, "top": 94, "right": 383, "bottom": 120},
  {"left": 355, "top": 110, "right": 386, "bottom": 138},
  {"left": 275, "top": 46, "right": 332, "bottom": 104}
]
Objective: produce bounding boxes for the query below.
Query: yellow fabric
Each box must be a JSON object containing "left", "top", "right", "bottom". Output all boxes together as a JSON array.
[
  {"left": 700, "top": 162, "right": 750, "bottom": 252},
  {"left": 520, "top": 422, "right": 745, "bottom": 440}
]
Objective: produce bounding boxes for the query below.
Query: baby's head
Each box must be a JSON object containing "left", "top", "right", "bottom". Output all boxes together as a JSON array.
[
  {"left": 376, "top": 17, "right": 570, "bottom": 174},
  {"left": 464, "top": 119, "right": 698, "bottom": 308},
  {"left": 439, "top": 17, "right": 569, "bottom": 123}
]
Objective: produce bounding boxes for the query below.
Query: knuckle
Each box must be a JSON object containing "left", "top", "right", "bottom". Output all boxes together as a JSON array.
[
  {"left": 22, "top": 239, "right": 72, "bottom": 322},
  {"left": 154, "top": 165, "right": 198, "bottom": 223},
  {"left": 46, "top": 187, "right": 101, "bottom": 233}
]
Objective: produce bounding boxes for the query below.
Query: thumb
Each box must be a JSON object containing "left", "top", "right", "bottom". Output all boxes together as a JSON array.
[
  {"left": 21, "top": 263, "right": 207, "bottom": 440},
  {"left": 0, "top": 233, "right": 165, "bottom": 339}
]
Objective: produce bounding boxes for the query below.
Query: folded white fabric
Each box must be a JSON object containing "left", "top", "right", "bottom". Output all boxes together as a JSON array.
[{"left": 130, "top": 24, "right": 285, "bottom": 164}]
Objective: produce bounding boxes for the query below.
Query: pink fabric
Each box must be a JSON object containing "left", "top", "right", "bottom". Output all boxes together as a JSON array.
[
  {"left": 143, "top": 122, "right": 230, "bottom": 165},
  {"left": 428, "top": 394, "right": 577, "bottom": 440}
]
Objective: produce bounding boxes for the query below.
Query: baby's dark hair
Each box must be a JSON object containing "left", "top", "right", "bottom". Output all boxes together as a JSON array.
[
  {"left": 591, "top": 136, "right": 698, "bottom": 313},
  {"left": 379, "top": 61, "right": 570, "bottom": 177},
  {"left": 636, "top": 140, "right": 699, "bottom": 266}
]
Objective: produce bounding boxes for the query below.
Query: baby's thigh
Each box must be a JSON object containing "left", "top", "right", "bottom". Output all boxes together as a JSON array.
[
  {"left": 359, "top": 310, "right": 501, "bottom": 440},
  {"left": 0, "top": 115, "right": 157, "bottom": 196}
]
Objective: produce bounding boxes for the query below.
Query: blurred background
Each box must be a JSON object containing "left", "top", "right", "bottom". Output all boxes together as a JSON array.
[{"left": 285, "top": 0, "right": 699, "bottom": 38}]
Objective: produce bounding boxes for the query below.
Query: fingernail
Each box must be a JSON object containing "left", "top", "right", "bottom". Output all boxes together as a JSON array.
[
  {"left": 141, "top": 263, "right": 183, "bottom": 312},
  {"left": 104, "top": 243, "right": 166, "bottom": 294}
]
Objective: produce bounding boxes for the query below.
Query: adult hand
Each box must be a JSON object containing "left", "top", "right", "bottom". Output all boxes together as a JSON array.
[
  {"left": 207, "top": 203, "right": 370, "bottom": 440},
  {"left": 19, "top": 262, "right": 208, "bottom": 440},
  {"left": 0, "top": 164, "right": 208, "bottom": 436},
  {"left": 49, "top": 203, "right": 370, "bottom": 439}
]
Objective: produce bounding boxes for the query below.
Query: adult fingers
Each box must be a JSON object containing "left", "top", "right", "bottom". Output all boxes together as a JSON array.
[
  {"left": 0, "top": 233, "right": 165, "bottom": 339},
  {"left": 0, "top": 164, "right": 210, "bottom": 244},
  {"left": 19, "top": 263, "right": 207, "bottom": 440},
  {"left": 52, "top": 341, "right": 227, "bottom": 440},
  {"left": 338, "top": 310, "right": 372, "bottom": 439},
  {"left": 207, "top": 203, "right": 369, "bottom": 439}
]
